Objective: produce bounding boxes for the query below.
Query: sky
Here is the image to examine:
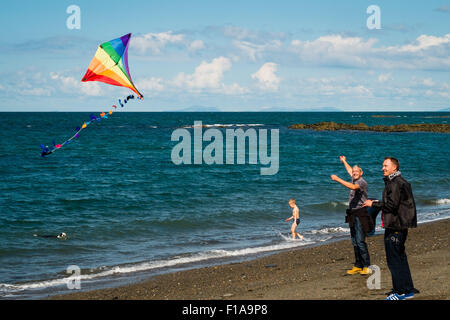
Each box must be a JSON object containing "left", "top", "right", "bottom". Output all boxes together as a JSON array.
[{"left": 0, "top": 0, "right": 449, "bottom": 111}]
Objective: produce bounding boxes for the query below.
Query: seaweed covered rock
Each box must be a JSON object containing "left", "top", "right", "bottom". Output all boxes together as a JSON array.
[{"left": 289, "top": 122, "right": 450, "bottom": 133}]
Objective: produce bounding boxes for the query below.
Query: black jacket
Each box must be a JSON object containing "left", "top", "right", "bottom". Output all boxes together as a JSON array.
[
  {"left": 372, "top": 172, "right": 417, "bottom": 230},
  {"left": 345, "top": 207, "right": 374, "bottom": 235}
]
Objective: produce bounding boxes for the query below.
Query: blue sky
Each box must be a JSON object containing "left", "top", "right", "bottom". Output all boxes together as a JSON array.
[{"left": 0, "top": 0, "right": 449, "bottom": 111}]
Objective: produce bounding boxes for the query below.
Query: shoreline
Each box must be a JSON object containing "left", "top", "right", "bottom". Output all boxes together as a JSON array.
[{"left": 51, "top": 218, "right": 449, "bottom": 300}]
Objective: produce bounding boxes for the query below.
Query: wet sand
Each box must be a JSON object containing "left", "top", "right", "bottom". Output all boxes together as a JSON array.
[{"left": 52, "top": 219, "right": 449, "bottom": 300}]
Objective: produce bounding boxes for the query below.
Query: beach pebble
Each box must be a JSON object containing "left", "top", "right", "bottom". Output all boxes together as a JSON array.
[{"left": 223, "top": 293, "right": 234, "bottom": 297}]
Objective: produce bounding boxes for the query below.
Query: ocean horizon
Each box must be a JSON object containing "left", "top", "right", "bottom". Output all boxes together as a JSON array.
[{"left": 2, "top": 110, "right": 450, "bottom": 112}]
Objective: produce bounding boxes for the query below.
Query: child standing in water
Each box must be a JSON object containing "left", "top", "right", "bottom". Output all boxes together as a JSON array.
[{"left": 285, "top": 199, "right": 304, "bottom": 240}]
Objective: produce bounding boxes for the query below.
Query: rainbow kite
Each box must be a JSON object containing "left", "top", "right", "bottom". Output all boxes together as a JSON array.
[
  {"left": 82, "top": 33, "right": 143, "bottom": 99},
  {"left": 40, "top": 33, "right": 143, "bottom": 157}
]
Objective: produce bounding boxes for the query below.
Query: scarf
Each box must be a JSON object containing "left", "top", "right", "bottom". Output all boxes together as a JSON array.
[{"left": 388, "top": 170, "right": 402, "bottom": 181}]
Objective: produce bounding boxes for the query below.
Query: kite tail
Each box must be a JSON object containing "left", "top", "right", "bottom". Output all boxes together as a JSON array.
[{"left": 40, "top": 94, "right": 139, "bottom": 157}]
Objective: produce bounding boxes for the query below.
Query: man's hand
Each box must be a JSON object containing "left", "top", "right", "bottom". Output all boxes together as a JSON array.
[
  {"left": 330, "top": 174, "right": 339, "bottom": 181},
  {"left": 340, "top": 155, "right": 346, "bottom": 163},
  {"left": 363, "top": 200, "right": 373, "bottom": 207}
]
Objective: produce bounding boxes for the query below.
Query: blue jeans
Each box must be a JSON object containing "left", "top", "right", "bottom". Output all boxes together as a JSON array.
[
  {"left": 384, "top": 228, "right": 414, "bottom": 294},
  {"left": 350, "top": 216, "right": 371, "bottom": 268}
]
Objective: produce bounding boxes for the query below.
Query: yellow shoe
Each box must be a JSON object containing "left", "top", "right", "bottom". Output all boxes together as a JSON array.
[
  {"left": 346, "top": 267, "right": 363, "bottom": 275},
  {"left": 359, "top": 267, "right": 372, "bottom": 275}
]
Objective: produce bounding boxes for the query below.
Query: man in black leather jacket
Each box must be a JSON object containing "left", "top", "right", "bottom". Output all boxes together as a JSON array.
[{"left": 364, "top": 157, "right": 418, "bottom": 300}]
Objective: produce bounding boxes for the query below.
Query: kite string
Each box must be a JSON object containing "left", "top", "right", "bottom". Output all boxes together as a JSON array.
[{"left": 40, "top": 94, "right": 136, "bottom": 156}]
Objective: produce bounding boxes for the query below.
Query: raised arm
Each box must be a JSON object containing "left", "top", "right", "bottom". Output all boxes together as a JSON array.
[
  {"left": 340, "top": 156, "right": 353, "bottom": 177},
  {"left": 330, "top": 174, "right": 361, "bottom": 190}
]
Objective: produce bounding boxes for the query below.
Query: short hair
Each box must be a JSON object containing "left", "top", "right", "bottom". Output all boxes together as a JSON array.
[
  {"left": 289, "top": 198, "right": 296, "bottom": 203},
  {"left": 385, "top": 157, "right": 400, "bottom": 170},
  {"left": 352, "top": 165, "right": 363, "bottom": 173}
]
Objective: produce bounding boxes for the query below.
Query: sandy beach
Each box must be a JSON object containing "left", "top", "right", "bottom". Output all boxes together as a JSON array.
[{"left": 51, "top": 219, "right": 449, "bottom": 300}]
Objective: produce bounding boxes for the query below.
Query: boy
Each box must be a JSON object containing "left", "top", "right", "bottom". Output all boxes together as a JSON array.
[{"left": 285, "top": 199, "right": 304, "bottom": 240}]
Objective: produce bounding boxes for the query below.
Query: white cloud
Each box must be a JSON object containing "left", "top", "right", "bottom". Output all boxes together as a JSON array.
[
  {"left": 389, "top": 34, "right": 450, "bottom": 53},
  {"left": 223, "top": 26, "right": 254, "bottom": 40},
  {"left": 340, "top": 85, "right": 372, "bottom": 97},
  {"left": 290, "top": 35, "right": 378, "bottom": 67},
  {"left": 22, "top": 87, "right": 52, "bottom": 96},
  {"left": 297, "top": 76, "right": 375, "bottom": 98},
  {"left": 422, "top": 78, "right": 435, "bottom": 87},
  {"left": 174, "top": 56, "right": 231, "bottom": 89},
  {"left": 218, "top": 26, "right": 286, "bottom": 62},
  {"left": 392, "top": 87, "right": 412, "bottom": 96},
  {"left": 421, "top": 81, "right": 450, "bottom": 98},
  {"left": 173, "top": 56, "right": 247, "bottom": 94},
  {"left": 290, "top": 33, "right": 450, "bottom": 70},
  {"left": 0, "top": 70, "right": 54, "bottom": 97},
  {"left": 378, "top": 73, "right": 393, "bottom": 82},
  {"left": 221, "top": 82, "right": 249, "bottom": 95},
  {"left": 80, "top": 83, "right": 102, "bottom": 96},
  {"left": 233, "top": 39, "right": 282, "bottom": 61},
  {"left": 189, "top": 40, "right": 205, "bottom": 52},
  {"left": 251, "top": 62, "right": 280, "bottom": 91},
  {"left": 132, "top": 31, "right": 185, "bottom": 54},
  {"left": 136, "top": 77, "right": 165, "bottom": 92},
  {"left": 50, "top": 72, "right": 76, "bottom": 86},
  {"left": 222, "top": 25, "right": 286, "bottom": 42},
  {"left": 50, "top": 72, "right": 103, "bottom": 96}
]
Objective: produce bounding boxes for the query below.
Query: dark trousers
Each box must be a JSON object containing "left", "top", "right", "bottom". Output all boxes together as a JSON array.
[
  {"left": 367, "top": 206, "right": 381, "bottom": 234},
  {"left": 384, "top": 228, "right": 414, "bottom": 294},
  {"left": 350, "top": 216, "right": 370, "bottom": 268}
]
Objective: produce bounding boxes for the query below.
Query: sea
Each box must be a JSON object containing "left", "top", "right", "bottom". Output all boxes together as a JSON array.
[{"left": 0, "top": 111, "right": 449, "bottom": 299}]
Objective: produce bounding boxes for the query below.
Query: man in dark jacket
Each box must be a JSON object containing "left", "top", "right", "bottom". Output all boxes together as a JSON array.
[{"left": 364, "top": 157, "right": 418, "bottom": 300}]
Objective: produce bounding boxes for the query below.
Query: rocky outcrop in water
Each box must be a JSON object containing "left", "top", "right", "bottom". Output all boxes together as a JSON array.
[{"left": 289, "top": 122, "right": 450, "bottom": 133}]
